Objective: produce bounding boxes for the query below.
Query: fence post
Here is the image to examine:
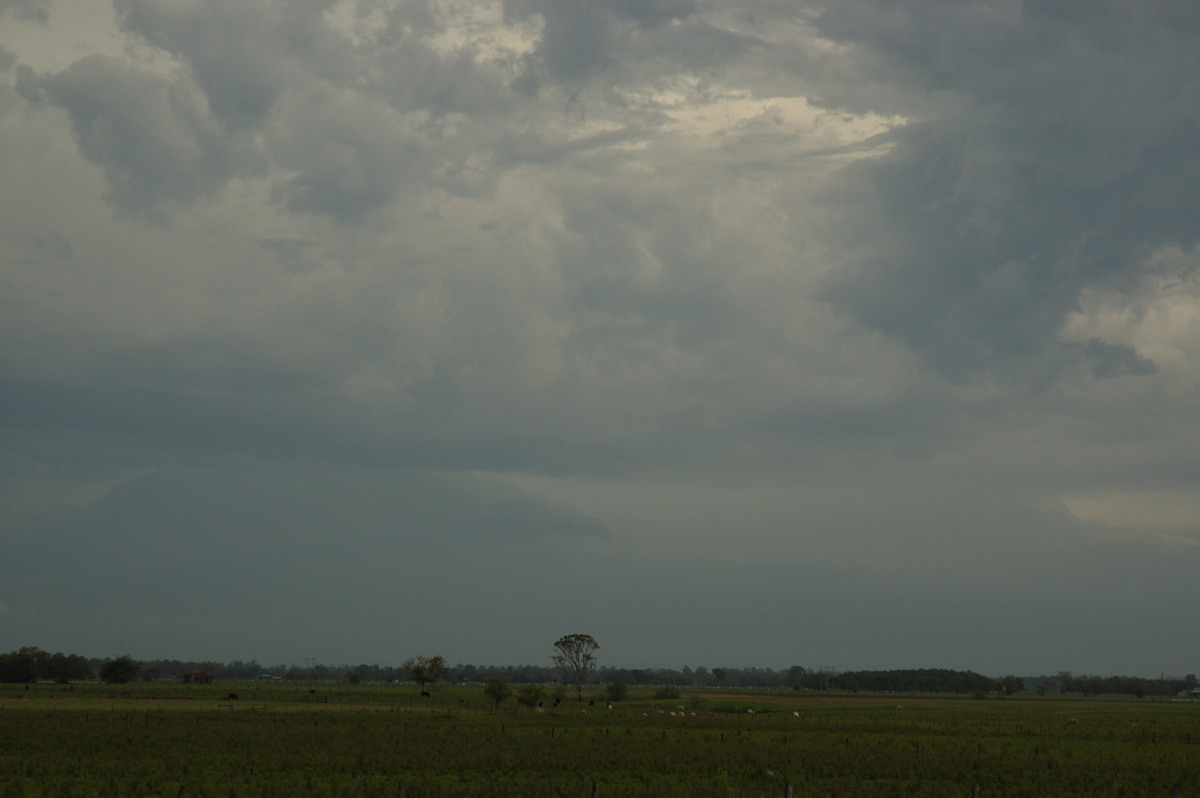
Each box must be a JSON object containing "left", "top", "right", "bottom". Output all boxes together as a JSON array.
[
  {"left": 972, "top": 782, "right": 980, "bottom": 798},
  {"left": 785, "top": 783, "right": 794, "bottom": 798},
  {"left": 397, "top": 780, "right": 406, "bottom": 798},
  {"left": 591, "top": 781, "right": 600, "bottom": 797}
]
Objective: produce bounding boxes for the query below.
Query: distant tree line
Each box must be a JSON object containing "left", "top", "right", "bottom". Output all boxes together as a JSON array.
[
  {"left": 825, "top": 668, "right": 1017, "bottom": 695},
  {"left": 0, "top": 647, "right": 93, "bottom": 684},
  {"left": 1037, "top": 671, "right": 1199, "bottom": 698},
  {"left": 0, "top": 647, "right": 139, "bottom": 684},
  {"left": 3, "top": 647, "right": 1195, "bottom": 698}
]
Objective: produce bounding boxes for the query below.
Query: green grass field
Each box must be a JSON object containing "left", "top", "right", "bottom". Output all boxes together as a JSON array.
[{"left": 2, "top": 682, "right": 1197, "bottom": 797}]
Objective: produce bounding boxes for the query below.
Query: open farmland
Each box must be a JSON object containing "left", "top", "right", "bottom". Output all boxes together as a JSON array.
[{"left": 2, "top": 682, "right": 1197, "bottom": 797}]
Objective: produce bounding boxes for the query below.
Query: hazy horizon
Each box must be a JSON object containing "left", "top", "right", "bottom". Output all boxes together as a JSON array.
[
  {"left": 18, "top": 647, "right": 1197, "bottom": 683},
  {"left": 2, "top": 1, "right": 1198, "bottom": 681}
]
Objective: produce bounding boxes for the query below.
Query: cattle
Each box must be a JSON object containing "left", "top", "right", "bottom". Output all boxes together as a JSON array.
[{"left": 222, "top": 693, "right": 239, "bottom": 701}]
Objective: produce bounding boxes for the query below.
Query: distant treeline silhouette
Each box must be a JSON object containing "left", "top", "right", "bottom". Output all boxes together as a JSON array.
[{"left": 4, "top": 648, "right": 1195, "bottom": 698}]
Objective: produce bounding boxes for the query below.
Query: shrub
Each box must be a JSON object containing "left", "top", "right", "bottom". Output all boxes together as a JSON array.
[{"left": 517, "top": 684, "right": 544, "bottom": 708}]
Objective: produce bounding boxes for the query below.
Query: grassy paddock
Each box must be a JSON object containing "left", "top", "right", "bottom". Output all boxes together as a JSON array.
[{"left": 1, "top": 682, "right": 1197, "bottom": 797}]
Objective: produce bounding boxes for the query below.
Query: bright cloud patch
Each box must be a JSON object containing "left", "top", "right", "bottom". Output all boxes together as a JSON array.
[{"left": 1062, "top": 246, "right": 1200, "bottom": 377}]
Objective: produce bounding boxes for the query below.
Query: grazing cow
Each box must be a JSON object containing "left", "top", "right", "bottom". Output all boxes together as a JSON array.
[
  {"left": 223, "top": 693, "right": 239, "bottom": 701},
  {"left": 420, "top": 690, "right": 431, "bottom": 697},
  {"left": 552, "top": 698, "right": 560, "bottom": 708},
  {"left": 746, "top": 709, "right": 755, "bottom": 715},
  {"left": 792, "top": 711, "right": 800, "bottom": 719}
]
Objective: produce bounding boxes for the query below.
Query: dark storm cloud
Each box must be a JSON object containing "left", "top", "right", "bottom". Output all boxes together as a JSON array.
[
  {"left": 810, "top": 0, "right": 1200, "bottom": 375},
  {"left": 1079, "top": 339, "right": 1157, "bottom": 378},
  {"left": 504, "top": 0, "right": 694, "bottom": 81},
  {"left": 21, "top": 0, "right": 754, "bottom": 225},
  {"left": 40, "top": 55, "right": 257, "bottom": 218},
  {"left": 113, "top": 0, "right": 304, "bottom": 126},
  {"left": 12, "top": 63, "right": 43, "bottom": 105},
  {"left": 271, "top": 125, "right": 419, "bottom": 221},
  {"left": 501, "top": 0, "right": 756, "bottom": 90},
  {"left": 39, "top": 0, "right": 511, "bottom": 223}
]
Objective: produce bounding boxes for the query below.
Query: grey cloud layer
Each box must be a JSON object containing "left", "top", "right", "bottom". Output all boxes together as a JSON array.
[
  {"left": 812, "top": 0, "right": 1200, "bottom": 374},
  {"left": 2, "top": 0, "right": 1198, "bottom": 672},
  {"left": 6, "top": 0, "right": 1197, "bottom": 477}
]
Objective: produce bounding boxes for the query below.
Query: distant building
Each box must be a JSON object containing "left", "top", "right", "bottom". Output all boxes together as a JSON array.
[{"left": 181, "top": 670, "right": 212, "bottom": 684}]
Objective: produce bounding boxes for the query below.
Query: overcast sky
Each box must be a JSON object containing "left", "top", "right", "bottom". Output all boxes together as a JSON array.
[{"left": 2, "top": 0, "right": 1198, "bottom": 679}]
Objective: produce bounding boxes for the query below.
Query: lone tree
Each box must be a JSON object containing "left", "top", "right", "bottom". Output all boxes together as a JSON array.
[
  {"left": 401, "top": 655, "right": 447, "bottom": 693},
  {"left": 483, "top": 679, "right": 512, "bottom": 712},
  {"left": 551, "top": 633, "right": 598, "bottom": 702}
]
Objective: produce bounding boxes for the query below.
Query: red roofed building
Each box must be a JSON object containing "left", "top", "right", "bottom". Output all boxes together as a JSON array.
[{"left": 181, "top": 670, "right": 212, "bottom": 684}]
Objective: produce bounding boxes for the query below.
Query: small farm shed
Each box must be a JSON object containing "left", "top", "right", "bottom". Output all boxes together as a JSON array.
[{"left": 181, "top": 670, "right": 213, "bottom": 684}]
